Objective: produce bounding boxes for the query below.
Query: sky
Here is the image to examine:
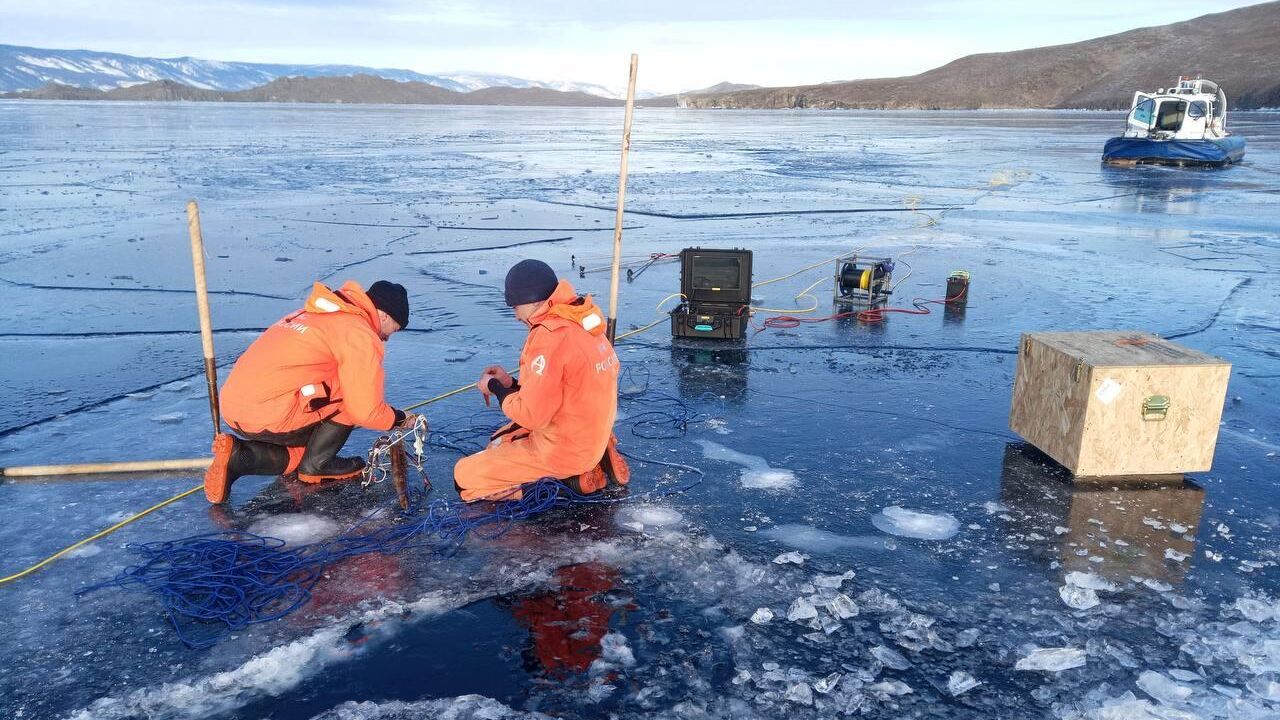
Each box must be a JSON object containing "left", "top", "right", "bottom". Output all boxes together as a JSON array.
[{"left": 0, "top": 0, "right": 1268, "bottom": 93}]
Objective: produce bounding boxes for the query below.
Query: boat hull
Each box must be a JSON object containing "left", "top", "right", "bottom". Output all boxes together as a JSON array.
[{"left": 1102, "top": 136, "right": 1246, "bottom": 166}]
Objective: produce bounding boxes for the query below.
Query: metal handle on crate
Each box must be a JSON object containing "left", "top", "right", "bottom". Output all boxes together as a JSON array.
[{"left": 1142, "top": 395, "right": 1170, "bottom": 421}]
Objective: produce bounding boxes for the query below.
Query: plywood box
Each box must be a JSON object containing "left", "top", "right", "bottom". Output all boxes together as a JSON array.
[{"left": 1009, "top": 331, "right": 1230, "bottom": 477}]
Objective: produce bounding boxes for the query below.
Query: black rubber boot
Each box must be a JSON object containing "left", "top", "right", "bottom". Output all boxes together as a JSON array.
[
  {"left": 296, "top": 420, "right": 366, "bottom": 483},
  {"left": 205, "top": 434, "right": 290, "bottom": 504}
]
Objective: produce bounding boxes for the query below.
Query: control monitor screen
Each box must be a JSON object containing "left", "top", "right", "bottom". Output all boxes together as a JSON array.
[{"left": 691, "top": 256, "right": 742, "bottom": 291}]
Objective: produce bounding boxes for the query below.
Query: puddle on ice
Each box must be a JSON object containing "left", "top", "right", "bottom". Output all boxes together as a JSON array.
[
  {"left": 695, "top": 439, "right": 796, "bottom": 489},
  {"left": 615, "top": 505, "right": 684, "bottom": 533},
  {"left": 247, "top": 513, "right": 343, "bottom": 546},
  {"left": 761, "top": 524, "right": 896, "bottom": 553},
  {"left": 869, "top": 506, "right": 960, "bottom": 540}
]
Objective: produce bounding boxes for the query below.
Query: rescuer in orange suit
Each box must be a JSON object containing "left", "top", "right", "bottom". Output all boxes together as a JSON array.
[
  {"left": 204, "top": 279, "right": 421, "bottom": 503},
  {"left": 454, "top": 259, "right": 629, "bottom": 501}
]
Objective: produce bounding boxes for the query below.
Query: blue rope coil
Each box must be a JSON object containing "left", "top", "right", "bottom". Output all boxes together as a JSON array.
[
  {"left": 79, "top": 371, "right": 710, "bottom": 649},
  {"left": 79, "top": 463, "right": 703, "bottom": 649}
]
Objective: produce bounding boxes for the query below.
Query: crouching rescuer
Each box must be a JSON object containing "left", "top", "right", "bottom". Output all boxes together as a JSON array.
[
  {"left": 455, "top": 259, "right": 629, "bottom": 501},
  {"left": 205, "top": 279, "right": 421, "bottom": 503}
]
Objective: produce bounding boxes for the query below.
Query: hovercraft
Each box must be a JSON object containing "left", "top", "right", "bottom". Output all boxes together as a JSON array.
[{"left": 1102, "top": 77, "right": 1245, "bottom": 167}]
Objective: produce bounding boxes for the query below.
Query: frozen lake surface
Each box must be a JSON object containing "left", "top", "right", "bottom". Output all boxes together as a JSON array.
[{"left": 1, "top": 102, "right": 1278, "bottom": 719}]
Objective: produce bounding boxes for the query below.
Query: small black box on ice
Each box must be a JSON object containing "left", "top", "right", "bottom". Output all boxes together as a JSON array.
[{"left": 670, "top": 248, "right": 752, "bottom": 340}]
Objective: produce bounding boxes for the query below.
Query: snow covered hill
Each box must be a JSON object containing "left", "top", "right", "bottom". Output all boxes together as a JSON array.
[{"left": 0, "top": 44, "right": 660, "bottom": 98}]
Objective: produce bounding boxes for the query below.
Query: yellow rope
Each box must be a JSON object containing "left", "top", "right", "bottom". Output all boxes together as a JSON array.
[
  {"left": 616, "top": 315, "right": 667, "bottom": 340},
  {"left": 403, "top": 381, "right": 482, "bottom": 412},
  {"left": 751, "top": 254, "right": 843, "bottom": 289},
  {"left": 0, "top": 485, "right": 203, "bottom": 586},
  {"left": 655, "top": 292, "right": 685, "bottom": 312},
  {"left": 749, "top": 295, "right": 821, "bottom": 315}
]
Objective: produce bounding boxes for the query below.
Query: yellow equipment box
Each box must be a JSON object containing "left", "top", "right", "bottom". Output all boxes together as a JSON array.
[{"left": 1009, "top": 331, "right": 1231, "bottom": 477}]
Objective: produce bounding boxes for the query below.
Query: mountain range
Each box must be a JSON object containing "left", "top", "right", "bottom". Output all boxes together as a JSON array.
[
  {"left": 4, "top": 1, "right": 1278, "bottom": 109},
  {"left": 0, "top": 43, "right": 657, "bottom": 99},
  {"left": 685, "top": 1, "right": 1280, "bottom": 109}
]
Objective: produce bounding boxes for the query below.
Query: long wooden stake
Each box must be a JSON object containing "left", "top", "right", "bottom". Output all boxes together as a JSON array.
[
  {"left": 606, "top": 53, "right": 639, "bottom": 343},
  {"left": 186, "top": 200, "right": 222, "bottom": 437},
  {"left": 1, "top": 458, "right": 212, "bottom": 480}
]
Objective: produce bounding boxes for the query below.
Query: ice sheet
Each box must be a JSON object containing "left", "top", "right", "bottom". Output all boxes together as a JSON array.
[{"left": 2, "top": 104, "right": 1278, "bottom": 720}]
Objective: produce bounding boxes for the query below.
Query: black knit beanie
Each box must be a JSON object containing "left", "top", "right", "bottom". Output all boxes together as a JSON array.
[
  {"left": 366, "top": 280, "right": 409, "bottom": 329},
  {"left": 504, "top": 259, "right": 559, "bottom": 307}
]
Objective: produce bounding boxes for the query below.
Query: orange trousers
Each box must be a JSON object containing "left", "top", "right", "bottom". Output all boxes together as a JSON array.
[{"left": 453, "top": 426, "right": 570, "bottom": 502}]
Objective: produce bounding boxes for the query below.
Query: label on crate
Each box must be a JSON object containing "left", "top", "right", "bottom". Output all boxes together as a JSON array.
[{"left": 1096, "top": 377, "right": 1123, "bottom": 405}]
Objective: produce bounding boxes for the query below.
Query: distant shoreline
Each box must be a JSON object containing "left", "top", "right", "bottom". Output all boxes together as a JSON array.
[{"left": 6, "top": 99, "right": 1279, "bottom": 113}]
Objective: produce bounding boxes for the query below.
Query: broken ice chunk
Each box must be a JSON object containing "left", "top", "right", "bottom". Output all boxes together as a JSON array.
[
  {"left": 1064, "top": 571, "right": 1119, "bottom": 592},
  {"left": 785, "top": 682, "right": 814, "bottom": 706},
  {"left": 814, "top": 672, "right": 841, "bottom": 694},
  {"left": 819, "top": 612, "right": 841, "bottom": 635},
  {"left": 828, "top": 593, "right": 860, "bottom": 619},
  {"left": 1165, "top": 548, "right": 1189, "bottom": 562},
  {"left": 814, "top": 574, "right": 845, "bottom": 588},
  {"left": 586, "top": 682, "right": 616, "bottom": 703},
  {"left": 1235, "top": 597, "right": 1277, "bottom": 623},
  {"left": 1246, "top": 674, "right": 1280, "bottom": 702},
  {"left": 1137, "top": 670, "right": 1194, "bottom": 704},
  {"left": 599, "top": 632, "right": 635, "bottom": 667},
  {"left": 871, "top": 506, "right": 960, "bottom": 540},
  {"left": 1014, "top": 648, "right": 1086, "bottom": 672},
  {"left": 787, "top": 597, "right": 818, "bottom": 622},
  {"left": 773, "top": 551, "right": 807, "bottom": 565},
  {"left": 955, "top": 629, "right": 980, "bottom": 648},
  {"left": 867, "top": 680, "right": 912, "bottom": 696},
  {"left": 1091, "top": 694, "right": 1193, "bottom": 720},
  {"left": 1060, "top": 584, "right": 1101, "bottom": 610},
  {"left": 1097, "top": 639, "right": 1139, "bottom": 669},
  {"left": 870, "top": 645, "right": 911, "bottom": 670},
  {"left": 1141, "top": 578, "right": 1173, "bottom": 593},
  {"left": 751, "top": 607, "right": 774, "bottom": 625},
  {"left": 150, "top": 412, "right": 186, "bottom": 424},
  {"left": 947, "top": 671, "right": 981, "bottom": 696},
  {"left": 857, "top": 588, "right": 900, "bottom": 613}
]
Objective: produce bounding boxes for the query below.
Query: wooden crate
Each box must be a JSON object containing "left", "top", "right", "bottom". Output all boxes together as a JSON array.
[{"left": 1009, "top": 331, "right": 1230, "bottom": 477}]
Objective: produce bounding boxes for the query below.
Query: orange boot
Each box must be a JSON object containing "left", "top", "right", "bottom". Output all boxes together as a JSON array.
[{"left": 204, "top": 433, "right": 291, "bottom": 503}]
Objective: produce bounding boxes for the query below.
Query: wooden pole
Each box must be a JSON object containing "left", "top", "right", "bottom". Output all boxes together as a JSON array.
[
  {"left": 606, "top": 53, "right": 638, "bottom": 343},
  {"left": 1, "top": 458, "right": 212, "bottom": 479},
  {"left": 186, "top": 200, "right": 222, "bottom": 437}
]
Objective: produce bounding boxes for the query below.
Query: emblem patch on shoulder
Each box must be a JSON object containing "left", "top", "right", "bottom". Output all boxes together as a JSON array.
[{"left": 531, "top": 355, "right": 547, "bottom": 376}]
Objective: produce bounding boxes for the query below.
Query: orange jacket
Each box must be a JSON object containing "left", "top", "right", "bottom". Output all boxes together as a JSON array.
[
  {"left": 220, "top": 281, "right": 398, "bottom": 435},
  {"left": 501, "top": 280, "right": 619, "bottom": 476}
]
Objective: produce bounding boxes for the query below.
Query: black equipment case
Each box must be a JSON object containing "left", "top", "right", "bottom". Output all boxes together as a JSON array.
[{"left": 670, "top": 248, "right": 753, "bottom": 340}]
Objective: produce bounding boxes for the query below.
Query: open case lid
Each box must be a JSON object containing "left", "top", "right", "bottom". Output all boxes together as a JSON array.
[{"left": 680, "top": 248, "right": 753, "bottom": 306}]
